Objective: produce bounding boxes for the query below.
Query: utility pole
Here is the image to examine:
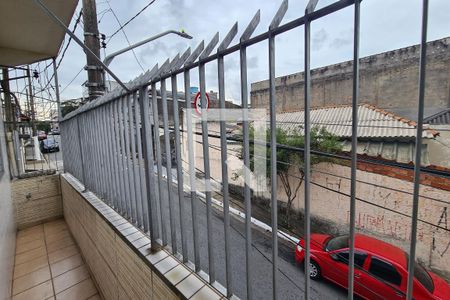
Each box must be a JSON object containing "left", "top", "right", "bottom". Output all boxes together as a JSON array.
[
  {"left": 1, "top": 68, "right": 13, "bottom": 131},
  {"left": 82, "top": 0, "right": 104, "bottom": 100},
  {"left": 26, "top": 67, "right": 36, "bottom": 136}
]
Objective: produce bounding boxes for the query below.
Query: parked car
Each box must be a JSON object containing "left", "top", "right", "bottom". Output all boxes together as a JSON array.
[
  {"left": 49, "top": 129, "right": 60, "bottom": 135},
  {"left": 37, "top": 130, "right": 47, "bottom": 140},
  {"left": 40, "top": 138, "right": 59, "bottom": 153},
  {"left": 295, "top": 233, "right": 449, "bottom": 300}
]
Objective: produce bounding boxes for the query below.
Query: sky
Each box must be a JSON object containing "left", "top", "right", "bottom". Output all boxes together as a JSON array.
[{"left": 32, "top": 0, "right": 450, "bottom": 107}]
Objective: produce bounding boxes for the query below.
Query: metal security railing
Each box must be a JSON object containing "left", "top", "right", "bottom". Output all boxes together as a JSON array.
[{"left": 60, "top": 0, "right": 434, "bottom": 299}]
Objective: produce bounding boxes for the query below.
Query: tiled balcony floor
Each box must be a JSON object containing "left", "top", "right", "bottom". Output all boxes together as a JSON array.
[{"left": 12, "top": 219, "right": 100, "bottom": 300}]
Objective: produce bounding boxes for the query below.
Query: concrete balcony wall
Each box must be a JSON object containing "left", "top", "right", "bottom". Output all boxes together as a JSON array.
[
  {"left": 0, "top": 118, "right": 15, "bottom": 299},
  {"left": 61, "top": 173, "right": 224, "bottom": 300},
  {"left": 12, "top": 174, "right": 62, "bottom": 229}
]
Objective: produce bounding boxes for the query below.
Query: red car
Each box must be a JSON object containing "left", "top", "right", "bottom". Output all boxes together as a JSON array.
[{"left": 295, "top": 233, "right": 449, "bottom": 300}]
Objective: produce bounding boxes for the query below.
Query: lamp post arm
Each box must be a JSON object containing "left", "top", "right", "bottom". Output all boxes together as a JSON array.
[{"left": 103, "top": 30, "right": 193, "bottom": 66}]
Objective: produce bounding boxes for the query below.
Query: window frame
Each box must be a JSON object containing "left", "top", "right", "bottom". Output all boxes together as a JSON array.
[{"left": 368, "top": 256, "right": 403, "bottom": 287}]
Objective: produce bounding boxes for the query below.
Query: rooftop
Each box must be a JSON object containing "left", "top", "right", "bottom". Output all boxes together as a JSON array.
[{"left": 275, "top": 104, "right": 438, "bottom": 140}]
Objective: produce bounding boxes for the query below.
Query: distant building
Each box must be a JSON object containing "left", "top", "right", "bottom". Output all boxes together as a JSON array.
[{"left": 251, "top": 37, "right": 450, "bottom": 119}]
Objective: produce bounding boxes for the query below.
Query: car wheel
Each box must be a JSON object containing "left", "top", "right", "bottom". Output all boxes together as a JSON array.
[{"left": 308, "top": 260, "right": 321, "bottom": 280}]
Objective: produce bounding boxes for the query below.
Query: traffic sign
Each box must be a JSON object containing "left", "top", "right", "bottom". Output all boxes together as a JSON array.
[{"left": 193, "top": 91, "right": 210, "bottom": 115}]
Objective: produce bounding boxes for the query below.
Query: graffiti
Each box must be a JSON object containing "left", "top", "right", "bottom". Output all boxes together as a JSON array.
[
  {"left": 325, "top": 177, "right": 341, "bottom": 191},
  {"left": 432, "top": 207, "right": 449, "bottom": 257}
]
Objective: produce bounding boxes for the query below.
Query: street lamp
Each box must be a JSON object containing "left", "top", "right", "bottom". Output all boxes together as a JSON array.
[{"left": 103, "top": 29, "right": 193, "bottom": 67}]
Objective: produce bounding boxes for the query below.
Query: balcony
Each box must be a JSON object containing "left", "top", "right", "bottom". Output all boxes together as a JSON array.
[{"left": 1, "top": 0, "right": 450, "bottom": 299}]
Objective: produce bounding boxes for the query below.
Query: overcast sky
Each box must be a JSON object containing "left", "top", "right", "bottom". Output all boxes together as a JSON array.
[{"left": 53, "top": 0, "right": 450, "bottom": 103}]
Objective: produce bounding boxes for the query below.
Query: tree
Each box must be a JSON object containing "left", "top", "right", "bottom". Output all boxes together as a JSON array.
[
  {"left": 245, "top": 125, "right": 343, "bottom": 228},
  {"left": 36, "top": 121, "right": 51, "bottom": 133},
  {"left": 61, "top": 101, "right": 81, "bottom": 117}
]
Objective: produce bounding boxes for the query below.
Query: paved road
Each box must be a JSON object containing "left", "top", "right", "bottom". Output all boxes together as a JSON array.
[
  {"left": 42, "top": 135, "right": 64, "bottom": 171},
  {"left": 155, "top": 174, "right": 349, "bottom": 300}
]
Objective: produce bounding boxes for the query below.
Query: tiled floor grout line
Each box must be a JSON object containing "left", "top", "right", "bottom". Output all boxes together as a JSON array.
[
  {"left": 12, "top": 264, "right": 48, "bottom": 282},
  {"left": 52, "top": 266, "right": 92, "bottom": 296},
  {"left": 11, "top": 227, "right": 48, "bottom": 298},
  {"left": 13, "top": 252, "right": 48, "bottom": 268},
  {"left": 43, "top": 226, "right": 58, "bottom": 299}
]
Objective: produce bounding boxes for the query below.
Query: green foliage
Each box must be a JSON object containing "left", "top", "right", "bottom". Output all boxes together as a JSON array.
[
  {"left": 36, "top": 121, "right": 51, "bottom": 133},
  {"left": 247, "top": 125, "right": 342, "bottom": 179},
  {"left": 243, "top": 125, "right": 343, "bottom": 227},
  {"left": 61, "top": 101, "right": 81, "bottom": 117}
]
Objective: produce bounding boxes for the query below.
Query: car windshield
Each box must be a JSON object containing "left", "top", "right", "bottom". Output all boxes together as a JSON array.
[
  {"left": 325, "top": 235, "right": 348, "bottom": 251},
  {"left": 406, "top": 254, "right": 434, "bottom": 293},
  {"left": 44, "top": 139, "right": 55, "bottom": 146}
]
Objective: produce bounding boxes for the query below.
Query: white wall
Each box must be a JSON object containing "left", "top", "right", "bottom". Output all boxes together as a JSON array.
[{"left": 0, "top": 116, "right": 15, "bottom": 299}]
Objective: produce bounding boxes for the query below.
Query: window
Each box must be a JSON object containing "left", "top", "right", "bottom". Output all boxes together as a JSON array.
[
  {"left": 336, "top": 251, "right": 367, "bottom": 267},
  {"left": 369, "top": 257, "right": 402, "bottom": 286},
  {"left": 326, "top": 235, "right": 349, "bottom": 251},
  {"left": 406, "top": 254, "right": 434, "bottom": 293}
]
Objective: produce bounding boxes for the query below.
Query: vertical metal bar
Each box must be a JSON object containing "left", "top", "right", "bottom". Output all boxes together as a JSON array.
[
  {"left": 101, "top": 105, "right": 113, "bottom": 206},
  {"left": 161, "top": 79, "right": 178, "bottom": 253},
  {"left": 199, "top": 62, "right": 216, "bottom": 283},
  {"left": 112, "top": 101, "right": 124, "bottom": 213},
  {"left": 104, "top": 103, "right": 116, "bottom": 208},
  {"left": 52, "top": 58, "right": 61, "bottom": 172},
  {"left": 100, "top": 107, "right": 109, "bottom": 202},
  {"left": 304, "top": 10, "right": 312, "bottom": 300},
  {"left": 135, "top": 91, "right": 150, "bottom": 232},
  {"left": 152, "top": 83, "right": 167, "bottom": 245},
  {"left": 407, "top": 0, "right": 428, "bottom": 299},
  {"left": 172, "top": 75, "right": 188, "bottom": 261},
  {"left": 140, "top": 86, "right": 160, "bottom": 250},
  {"left": 124, "top": 95, "right": 138, "bottom": 223},
  {"left": 184, "top": 69, "right": 201, "bottom": 271},
  {"left": 117, "top": 98, "right": 129, "bottom": 216},
  {"left": 348, "top": 1, "right": 360, "bottom": 298},
  {"left": 268, "top": 30, "right": 278, "bottom": 300},
  {"left": 218, "top": 47, "right": 232, "bottom": 297},
  {"left": 240, "top": 45, "right": 252, "bottom": 300},
  {"left": 94, "top": 110, "right": 103, "bottom": 197},
  {"left": 95, "top": 110, "right": 103, "bottom": 196},
  {"left": 130, "top": 92, "right": 144, "bottom": 227},
  {"left": 76, "top": 116, "right": 87, "bottom": 191}
]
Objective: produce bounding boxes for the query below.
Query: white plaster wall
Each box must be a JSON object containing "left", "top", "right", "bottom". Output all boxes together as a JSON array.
[{"left": 0, "top": 117, "right": 16, "bottom": 299}]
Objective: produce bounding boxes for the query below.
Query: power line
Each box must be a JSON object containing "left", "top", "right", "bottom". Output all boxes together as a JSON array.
[
  {"left": 104, "top": 2, "right": 145, "bottom": 72},
  {"left": 106, "top": 0, "right": 157, "bottom": 43},
  {"left": 60, "top": 67, "right": 84, "bottom": 95},
  {"left": 36, "top": 10, "right": 83, "bottom": 94},
  {"left": 167, "top": 126, "right": 450, "bottom": 178}
]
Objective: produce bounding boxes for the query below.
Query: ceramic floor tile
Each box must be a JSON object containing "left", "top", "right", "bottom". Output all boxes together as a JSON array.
[
  {"left": 45, "top": 229, "right": 71, "bottom": 243},
  {"left": 14, "top": 255, "right": 49, "bottom": 279},
  {"left": 55, "top": 278, "right": 97, "bottom": 300},
  {"left": 16, "top": 231, "right": 45, "bottom": 246},
  {"left": 165, "top": 264, "right": 191, "bottom": 285},
  {"left": 53, "top": 264, "right": 90, "bottom": 294},
  {"left": 12, "top": 280, "right": 53, "bottom": 300},
  {"left": 155, "top": 256, "right": 178, "bottom": 274},
  {"left": 15, "top": 246, "right": 47, "bottom": 265},
  {"left": 50, "top": 254, "right": 83, "bottom": 277},
  {"left": 12, "top": 266, "right": 51, "bottom": 296},
  {"left": 47, "top": 236, "right": 75, "bottom": 254},
  {"left": 15, "top": 238, "right": 46, "bottom": 255},
  {"left": 176, "top": 274, "right": 205, "bottom": 298},
  {"left": 190, "top": 286, "right": 222, "bottom": 300},
  {"left": 16, "top": 225, "right": 43, "bottom": 239},
  {"left": 48, "top": 244, "right": 79, "bottom": 264}
]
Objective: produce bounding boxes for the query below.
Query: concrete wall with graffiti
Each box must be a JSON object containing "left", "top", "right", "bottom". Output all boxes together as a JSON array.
[{"left": 280, "top": 162, "right": 449, "bottom": 278}]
